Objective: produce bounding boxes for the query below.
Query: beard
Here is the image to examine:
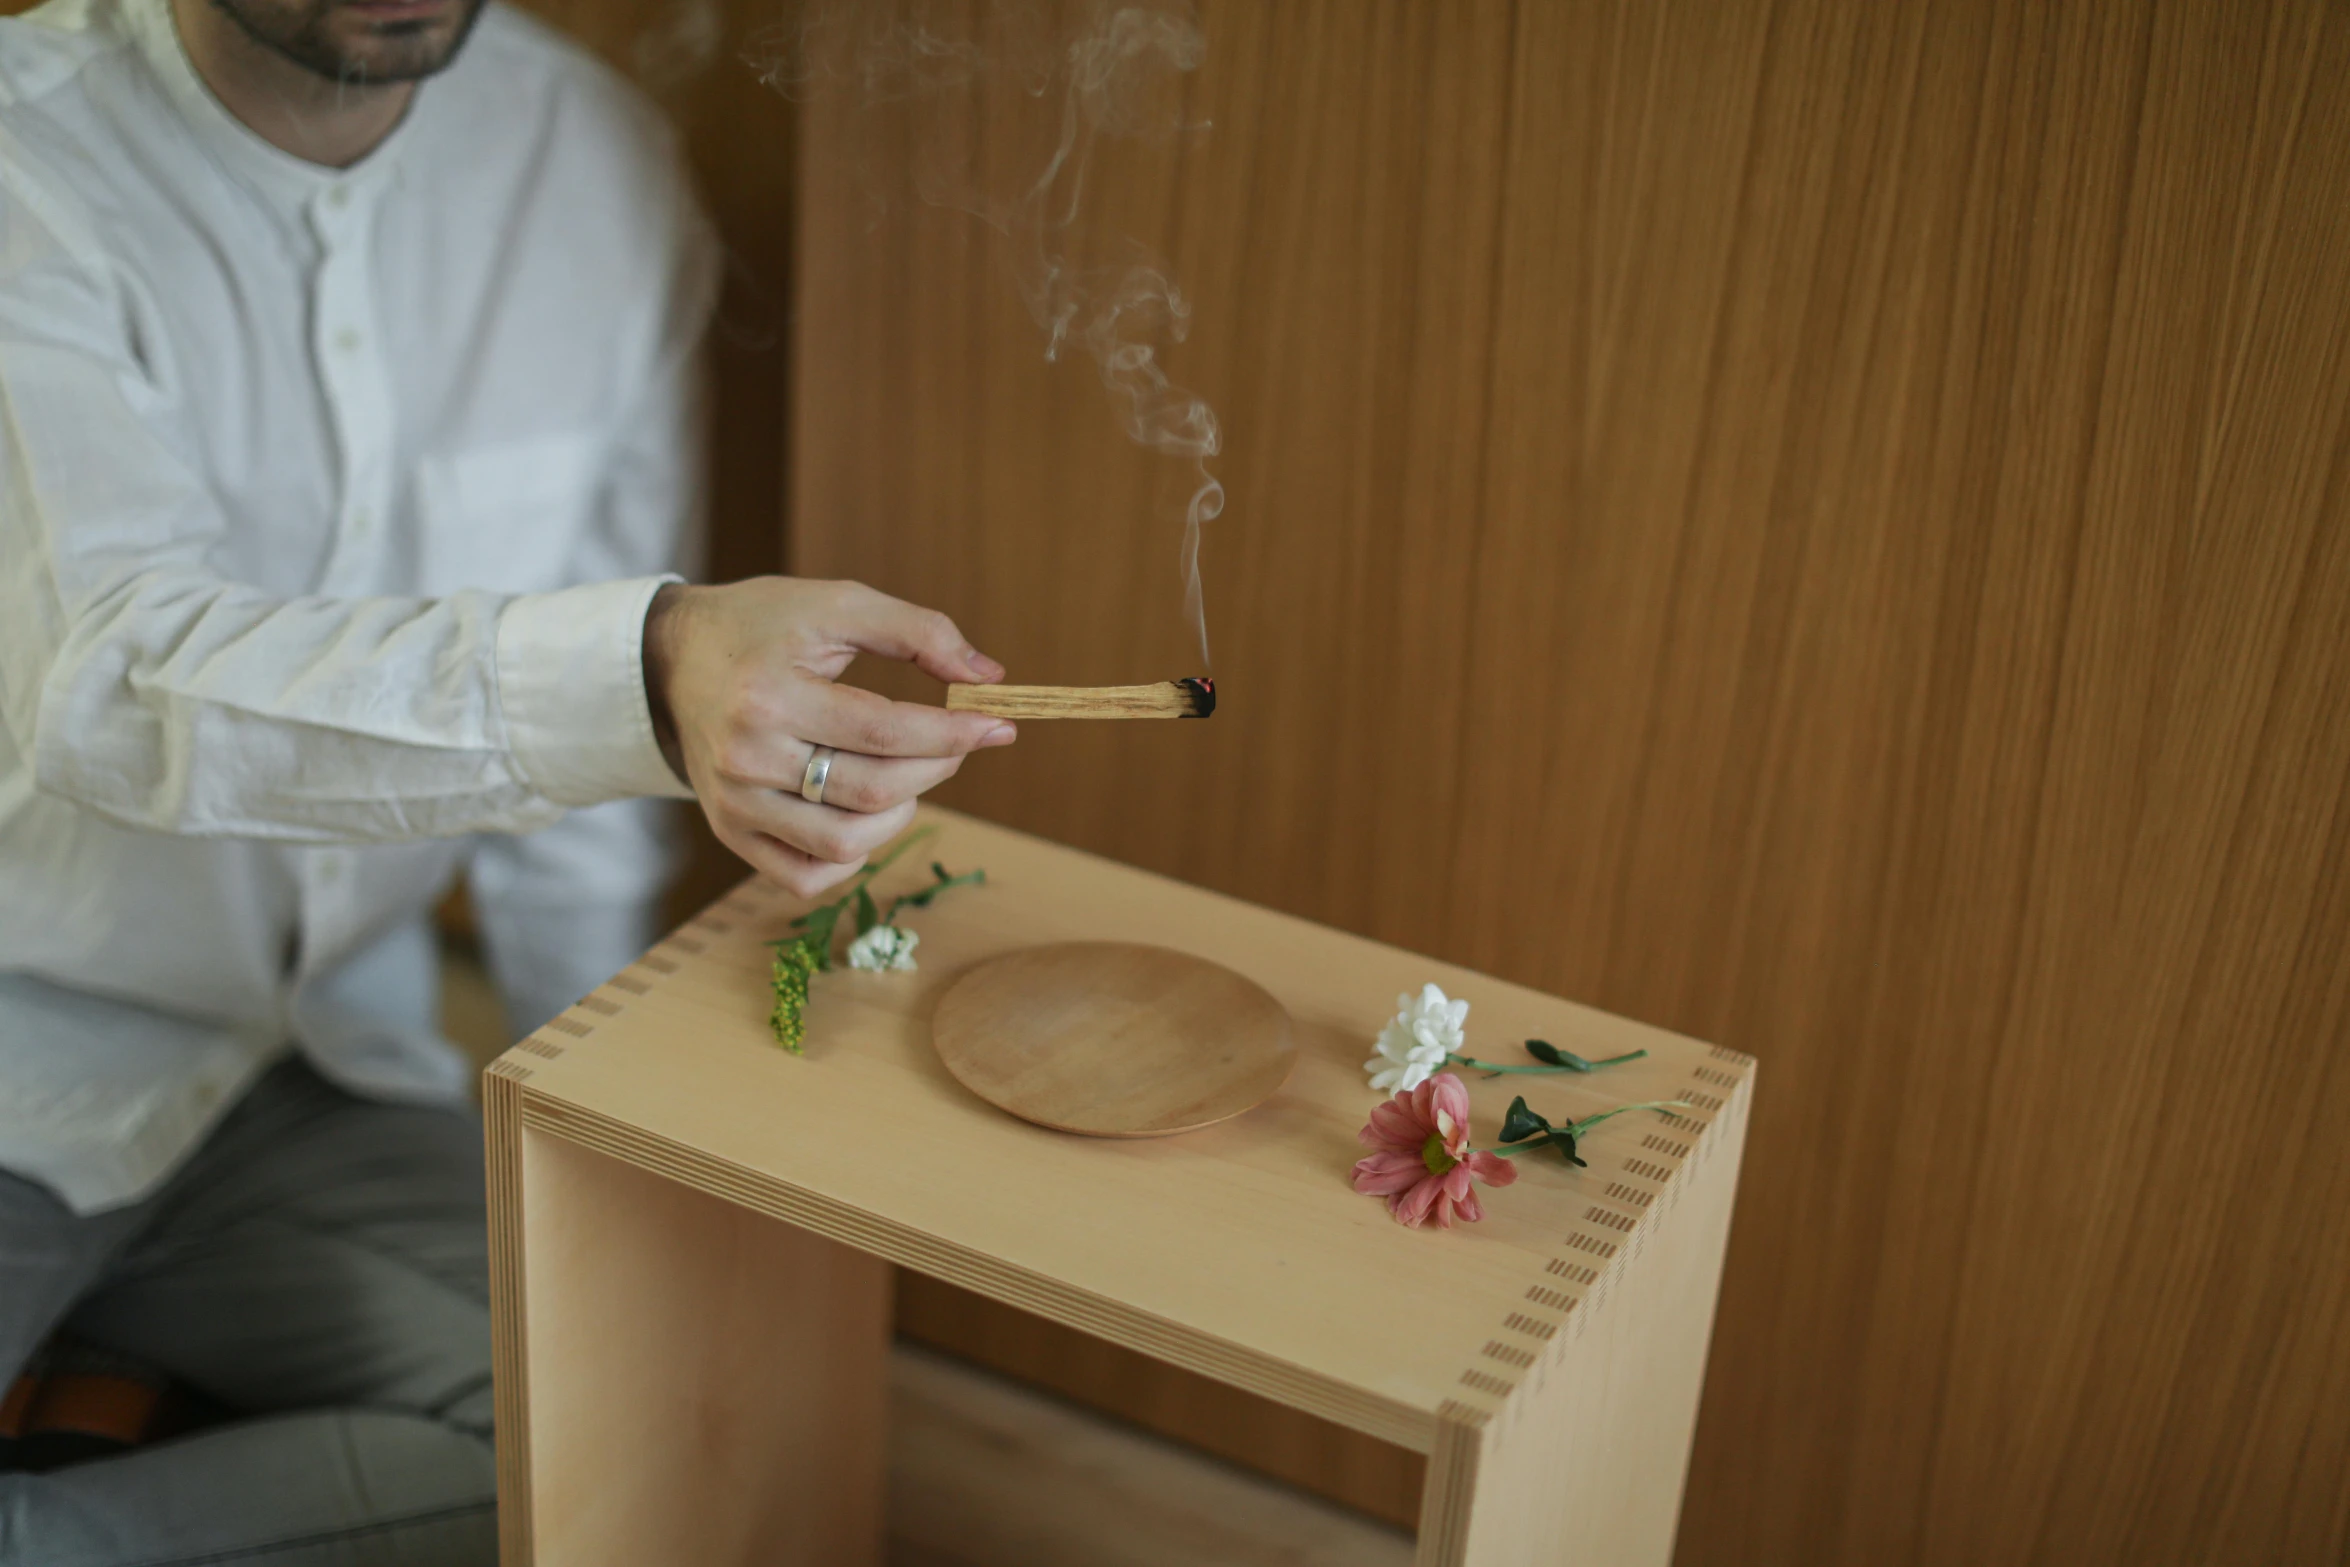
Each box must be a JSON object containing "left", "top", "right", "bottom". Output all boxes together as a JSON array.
[{"left": 206, "top": 0, "right": 490, "bottom": 86}]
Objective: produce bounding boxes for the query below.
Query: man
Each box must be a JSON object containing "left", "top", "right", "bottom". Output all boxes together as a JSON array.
[{"left": 0, "top": 0, "right": 1014, "bottom": 1556}]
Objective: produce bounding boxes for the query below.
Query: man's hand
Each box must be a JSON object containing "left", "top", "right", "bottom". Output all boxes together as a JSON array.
[{"left": 641, "top": 578, "right": 1015, "bottom": 897}]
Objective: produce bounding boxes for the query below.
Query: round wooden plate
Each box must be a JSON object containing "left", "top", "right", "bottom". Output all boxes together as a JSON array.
[{"left": 930, "top": 942, "right": 1296, "bottom": 1137}]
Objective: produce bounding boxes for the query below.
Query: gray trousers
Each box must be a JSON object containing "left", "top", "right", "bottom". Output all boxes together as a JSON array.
[{"left": 0, "top": 1058, "right": 497, "bottom": 1565}]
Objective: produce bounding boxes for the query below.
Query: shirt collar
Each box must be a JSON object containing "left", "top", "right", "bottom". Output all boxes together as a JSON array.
[{"left": 121, "top": 0, "right": 420, "bottom": 213}]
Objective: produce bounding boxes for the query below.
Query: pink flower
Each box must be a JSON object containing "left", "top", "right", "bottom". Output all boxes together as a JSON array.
[{"left": 1351, "top": 1072, "right": 1518, "bottom": 1229}]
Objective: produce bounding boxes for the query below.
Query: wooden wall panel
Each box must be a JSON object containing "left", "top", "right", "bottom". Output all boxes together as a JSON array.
[{"left": 791, "top": 3, "right": 2350, "bottom": 1564}]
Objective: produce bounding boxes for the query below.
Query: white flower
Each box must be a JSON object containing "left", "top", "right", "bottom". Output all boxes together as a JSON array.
[
  {"left": 1363, "top": 982, "right": 1470, "bottom": 1094},
  {"left": 846, "top": 923, "right": 920, "bottom": 972}
]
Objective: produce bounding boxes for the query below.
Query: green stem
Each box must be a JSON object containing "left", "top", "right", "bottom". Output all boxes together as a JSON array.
[
  {"left": 883, "top": 866, "right": 985, "bottom": 924},
  {"left": 1449, "top": 1049, "right": 1648, "bottom": 1077},
  {"left": 850, "top": 825, "right": 937, "bottom": 889},
  {"left": 1565, "top": 1101, "right": 1690, "bottom": 1136},
  {"left": 768, "top": 826, "right": 940, "bottom": 948},
  {"left": 1479, "top": 1100, "right": 1690, "bottom": 1158}
]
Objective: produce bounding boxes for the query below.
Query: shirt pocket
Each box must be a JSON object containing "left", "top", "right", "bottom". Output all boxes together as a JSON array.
[{"left": 414, "top": 431, "right": 604, "bottom": 596}]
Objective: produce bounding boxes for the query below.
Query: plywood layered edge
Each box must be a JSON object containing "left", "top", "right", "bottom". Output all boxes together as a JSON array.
[
  {"left": 1415, "top": 1051, "right": 1756, "bottom": 1562},
  {"left": 490, "top": 874, "right": 1755, "bottom": 1562},
  {"left": 482, "top": 1058, "right": 536, "bottom": 1567},
  {"left": 1433, "top": 1050, "right": 1755, "bottom": 1415}
]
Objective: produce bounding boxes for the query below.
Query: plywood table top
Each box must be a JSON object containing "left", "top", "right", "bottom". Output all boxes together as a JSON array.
[{"left": 496, "top": 807, "right": 1753, "bottom": 1455}]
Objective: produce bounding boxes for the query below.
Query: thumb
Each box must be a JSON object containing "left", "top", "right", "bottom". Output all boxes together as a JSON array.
[{"left": 831, "top": 585, "right": 1003, "bottom": 685}]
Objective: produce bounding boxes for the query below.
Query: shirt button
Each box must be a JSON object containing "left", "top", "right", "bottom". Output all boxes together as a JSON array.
[
  {"left": 350, "top": 507, "right": 374, "bottom": 537},
  {"left": 334, "top": 328, "right": 361, "bottom": 354},
  {"left": 326, "top": 185, "right": 350, "bottom": 209},
  {"left": 317, "top": 855, "right": 345, "bottom": 885}
]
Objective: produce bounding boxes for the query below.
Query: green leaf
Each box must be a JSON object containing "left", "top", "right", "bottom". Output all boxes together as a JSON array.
[
  {"left": 920, "top": 868, "right": 986, "bottom": 904},
  {"left": 761, "top": 830, "right": 976, "bottom": 1042},
  {"left": 886, "top": 865, "right": 986, "bottom": 921},
  {"left": 1551, "top": 1130, "right": 1586, "bottom": 1167},
  {"left": 1530, "top": 1038, "right": 1612, "bottom": 1071},
  {"left": 1500, "top": 1096, "right": 1551, "bottom": 1145},
  {"left": 800, "top": 902, "right": 844, "bottom": 968}
]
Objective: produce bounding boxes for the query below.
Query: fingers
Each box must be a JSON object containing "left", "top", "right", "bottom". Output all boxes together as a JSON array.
[
  {"left": 704, "top": 677, "right": 1012, "bottom": 789},
  {"left": 711, "top": 792, "right": 921, "bottom": 899},
  {"left": 803, "top": 749, "right": 966, "bottom": 814},
  {"left": 703, "top": 745, "right": 958, "bottom": 898},
  {"left": 674, "top": 580, "right": 1015, "bottom": 897},
  {"left": 725, "top": 790, "right": 919, "bottom": 870},
  {"left": 827, "top": 582, "right": 1005, "bottom": 686},
  {"left": 726, "top": 832, "right": 868, "bottom": 901},
  {"left": 791, "top": 678, "right": 1015, "bottom": 760}
]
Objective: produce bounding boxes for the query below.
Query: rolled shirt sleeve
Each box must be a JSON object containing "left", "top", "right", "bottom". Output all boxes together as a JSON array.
[
  {"left": 0, "top": 194, "right": 690, "bottom": 842},
  {"left": 494, "top": 575, "right": 691, "bottom": 810},
  {"left": 0, "top": 0, "right": 725, "bottom": 1213}
]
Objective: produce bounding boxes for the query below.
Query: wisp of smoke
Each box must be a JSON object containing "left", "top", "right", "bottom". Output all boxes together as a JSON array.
[
  {"left": 757, "top": 0, "right": 1224, "bottom": 668},
  {"left": 633, "top": 0, "right": 727, "bottom": 92}
]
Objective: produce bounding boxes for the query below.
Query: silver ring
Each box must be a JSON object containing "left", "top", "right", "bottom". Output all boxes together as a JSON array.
[{"left": 798, "top": 745, "right": 836, "bottom": 806}]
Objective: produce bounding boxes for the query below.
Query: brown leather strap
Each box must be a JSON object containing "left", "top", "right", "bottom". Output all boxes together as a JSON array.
[
  {"left": 0, "top": 1374, "right": 36, "bottom": 1440},
  {"left": 24, "top": 1373, "right": 164, "bottom": 1446}
]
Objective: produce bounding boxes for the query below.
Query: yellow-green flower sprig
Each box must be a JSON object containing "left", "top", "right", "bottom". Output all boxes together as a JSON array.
[
  {"left": 768, "top": 934, "right": 822, "bottom": 1053},
  {"left": 764, "top": 827, "right": 984, "bottom": 1054}
]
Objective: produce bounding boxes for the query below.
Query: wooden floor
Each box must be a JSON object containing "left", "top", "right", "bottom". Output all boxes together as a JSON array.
[{"left": 889, "top": 1344, "right": 1414, "bottom": 1567}]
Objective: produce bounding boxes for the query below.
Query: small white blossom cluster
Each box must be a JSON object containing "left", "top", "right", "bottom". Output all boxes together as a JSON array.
[
  {"left": 1364, "top": 982, "right": 1469, "bottom": 1094},
  {"left": 846, "top": 923, "right": 920, "bottom": 972}
]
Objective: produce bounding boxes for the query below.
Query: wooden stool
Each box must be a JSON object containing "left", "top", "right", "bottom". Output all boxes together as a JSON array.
[{"left": 485, "top": 807, "right": 1754, "bottom": 1566}]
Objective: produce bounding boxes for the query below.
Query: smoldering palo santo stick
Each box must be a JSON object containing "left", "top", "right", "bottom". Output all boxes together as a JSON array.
[{"left": 946, "top": 678, "right": 1215, "bottom": 720}]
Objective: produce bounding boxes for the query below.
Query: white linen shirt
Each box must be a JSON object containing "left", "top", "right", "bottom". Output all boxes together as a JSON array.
[{"left": 0, "top": 0, "right": 715, "bottom": 1211}]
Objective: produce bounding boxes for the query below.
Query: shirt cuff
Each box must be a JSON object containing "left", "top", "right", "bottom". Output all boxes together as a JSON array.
[{"left": 495, "top": 577, "right": 694, "bottom": 808}]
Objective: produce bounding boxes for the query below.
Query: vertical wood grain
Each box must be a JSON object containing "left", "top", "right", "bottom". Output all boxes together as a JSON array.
[
  {"left": 519, "top": 1125, "right": 893, "bottom": 1565},
  {"left": 791, "top": 2, "right": 2350, "bottom": 1562}
]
